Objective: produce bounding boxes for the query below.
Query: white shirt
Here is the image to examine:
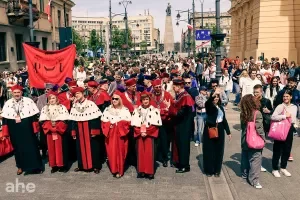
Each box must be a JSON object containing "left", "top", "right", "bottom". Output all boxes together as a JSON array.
[
  {"left": 241, "top": 77, "right": 262, "bottom": 97},
  {"left": 210, "top": 65, "right": 216, "bottom": 79}
]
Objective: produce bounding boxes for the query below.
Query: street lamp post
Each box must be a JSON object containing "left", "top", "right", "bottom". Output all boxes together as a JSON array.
[
  {"left": 28, "top": 0, "right": 34, "bottom": 42},
  {"left": 210, "top": 0, "right": 226, "bottom": 80},
  {"left": 119, "top": 0, "right": 132, "bottom": 57},
  {"left": 199, "top": 0, "right": 204, "bottom": 62},
  {"left": 192, "top": 0, "right": 196, "bottom": 57},
  {"left": 176, "top": 9, "right": 192, "bottom": 57}
]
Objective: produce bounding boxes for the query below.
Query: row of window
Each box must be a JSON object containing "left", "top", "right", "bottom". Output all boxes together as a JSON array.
[{"left": 0, "top": 33, "right": 48, "bottom": 62}]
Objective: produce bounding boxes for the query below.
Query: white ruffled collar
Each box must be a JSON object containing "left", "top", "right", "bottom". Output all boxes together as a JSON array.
[
  {"left": 39, "top": 104, "right": 69, "bottom": 121},
  {"left": 1, "top": 97, "right": 39, "bottom": 120},
  {"left": 101, "top": 105, "right": 131, "bottom": 124},
  {"left": 69, "top": 99, "right": 102, "bottom": 121}
]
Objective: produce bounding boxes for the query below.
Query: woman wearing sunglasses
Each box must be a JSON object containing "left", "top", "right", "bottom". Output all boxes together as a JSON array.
[{"left": 101, "top": 91, "right": 132, "bottom": 178}]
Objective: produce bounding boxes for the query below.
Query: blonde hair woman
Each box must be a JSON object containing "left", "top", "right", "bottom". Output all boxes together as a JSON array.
[
  {"left": 101, "top": 91, "right": 131, "bottom": 178},
  {"left": 239, "top": 70, "right": 249, "bottom": 90}
]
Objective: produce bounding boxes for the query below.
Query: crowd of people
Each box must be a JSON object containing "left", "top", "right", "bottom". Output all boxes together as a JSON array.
[{"left": 0, "top": 54, "right": 299, "bottom": 189}]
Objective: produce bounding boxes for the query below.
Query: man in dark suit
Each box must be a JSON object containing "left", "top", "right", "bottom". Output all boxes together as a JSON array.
[{"left": 253, "top": 84, "right": 273, "bottom": 172}]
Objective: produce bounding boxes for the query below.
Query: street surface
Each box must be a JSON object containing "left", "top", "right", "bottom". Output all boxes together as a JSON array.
[{"left": 0, "top": 100, "right": 299, "bottom": 200}]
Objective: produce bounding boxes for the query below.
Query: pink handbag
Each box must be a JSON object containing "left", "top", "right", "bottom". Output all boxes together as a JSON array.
[
  {"left": 268, "top": 108, "right": 291, "bottom": 141},
  {"left": 246, "top": 111, "right": 265, "bottom": 149}
]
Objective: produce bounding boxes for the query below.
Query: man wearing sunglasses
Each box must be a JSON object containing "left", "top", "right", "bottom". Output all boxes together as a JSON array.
[{"left": 209, "top": 79, "right": 228, "bottom": 106}]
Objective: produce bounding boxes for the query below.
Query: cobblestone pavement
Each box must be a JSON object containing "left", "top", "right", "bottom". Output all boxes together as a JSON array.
[
  {"left": 223, "top": 102, "right": 300, "bottom": 200},
  {"left": 0, "top": 139, "right": 210, "bottom": 199}
]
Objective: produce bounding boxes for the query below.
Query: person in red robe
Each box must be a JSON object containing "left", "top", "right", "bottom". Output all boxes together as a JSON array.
[
  {"left": 57, "top": 80, "right": 77, "bottom": 111},
  {"left": 87, "top": 80, "right": 111, "bottom": 112},
  {"left": 151, "top": 79, "right": 174, "bottom": 167},
  {"left": 69, "top": 87, "right": 103, "bottom": 174},
  {"left": 169, "top": 78, "right": 195, "bottom": 173},
  {"left": 39, "top": 91, "right": 69, "bottom": 173},
  {"left": 101, "top": 91, "right": 131, "bottom": 178},
  {"left": 120, "top": 78, "right": 141, "bottom": 166},
  {"left": 131, "top": 91, "right": 162, "bottom": 179}
]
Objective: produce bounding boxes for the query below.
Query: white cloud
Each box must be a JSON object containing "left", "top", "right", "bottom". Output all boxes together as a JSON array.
[{"left": 72, "top": 0, "right": 231, "bottom": 42}]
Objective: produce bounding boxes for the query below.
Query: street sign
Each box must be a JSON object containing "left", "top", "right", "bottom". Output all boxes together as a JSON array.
[{"left": 195, "top": 30, "right": 212, "bottom": 41}]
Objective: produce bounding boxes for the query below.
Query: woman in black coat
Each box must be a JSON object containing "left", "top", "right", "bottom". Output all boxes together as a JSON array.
[{"left": 203, "top": 90, "right": 232, "bottom": 177}]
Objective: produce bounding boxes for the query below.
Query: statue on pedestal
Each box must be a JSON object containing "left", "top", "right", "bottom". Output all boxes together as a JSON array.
[{"left": 166, "top": 3, "right": 171, "bottom": 16}]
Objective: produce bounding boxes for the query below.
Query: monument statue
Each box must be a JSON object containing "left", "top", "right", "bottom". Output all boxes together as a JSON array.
[
  {"left": 163, "top": 3, "right": 174, "bottom": 53},
  {"left": 166, "top": 3, "right": 171, "bottom": 16}
]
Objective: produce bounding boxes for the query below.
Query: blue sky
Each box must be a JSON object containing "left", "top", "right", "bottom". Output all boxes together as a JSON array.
[{"left": 72, "top": 0, "right": 231, "bottom": 42}]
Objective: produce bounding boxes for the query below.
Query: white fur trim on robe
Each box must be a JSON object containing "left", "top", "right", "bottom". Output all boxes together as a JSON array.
[
  {"left": 39, "top": 104, "right": 69, "bottom": 122},
  {"left": 131, "top": 105, "right": 162, "bottom": 128},
  {"left": 101, "top": 105, "right": 131, "bottom": 124},
  {"left": 69, "top": 99, "right": 102, "bottom": 122},
  {"left": 1, "top": 97, "right": 39, "bottom": 120}
]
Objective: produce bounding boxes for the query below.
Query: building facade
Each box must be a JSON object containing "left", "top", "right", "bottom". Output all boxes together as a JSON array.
[
  {"left": 72, "top": 14, "right": 160, "bottom": 53},
  {"left": 0, "top": 0, "right": 74, "bottom": 71},
  {"left": 229, "top": 0, "right": 300, "bottom": 63},
  {"left": 181, "top": 11, "right": 231, "bottom": 56}
]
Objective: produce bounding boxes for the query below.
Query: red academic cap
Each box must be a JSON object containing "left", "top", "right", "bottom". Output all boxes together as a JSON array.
[
  {"left": 140, "top": 91, "right": 152, "bottom": 98},
  {"left": 11, "top": 85, "right": 23, "bottom": 92},
  {"left": 125, "top": 78, "right": 136, "bottom": 87},
  {"left": 47, "top": 91, "right": 58, "bottom": 98},
  {"left": 87, "top": 80, "right": 99, "bottom": 88},
  {"left": 71, "top": 87, "right": 84, "bottom": 95},
  {"left": 68, "top": 80, "right": 77, "bottom": 87},
  {"left": 152, "top": 79, "right": 161, "bottom": 87}
]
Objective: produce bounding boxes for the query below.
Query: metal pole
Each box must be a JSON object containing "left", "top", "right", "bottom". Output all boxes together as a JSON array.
[
  {"left": 108, "top": 0, "right": 112, "bottom": 62},
  {"left": 134, "top": 37, "right": 136, "bottom": 53},
  {"left": 125, "top": 7, "right": 129, "bottom": 57},
  {"left": 215, "top": 0, "right": 222, "bottom": 80},
  {"left": 187, "top": 10, "right": 191, "bottom": 57},
  {"left": 28, "top": 0, "right": 34, "bottom": 42},
  {"left": 201, "top": 2, "right": 204, "bottom": 62},
  {"left": 192, "top": 0, "right": 196, "bottom": 57},
  {"left": 64, "top": 2, "right": 67, "bottom": 27}
]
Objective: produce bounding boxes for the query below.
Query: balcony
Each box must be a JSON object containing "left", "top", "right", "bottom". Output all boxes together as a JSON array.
[{"left": 7, "top": 0, "right": 40, "bottom": 24}]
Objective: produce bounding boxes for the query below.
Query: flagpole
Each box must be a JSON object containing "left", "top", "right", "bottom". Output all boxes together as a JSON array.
[{"left": 28, "top": 0, "right": 34, "bottom": 42}]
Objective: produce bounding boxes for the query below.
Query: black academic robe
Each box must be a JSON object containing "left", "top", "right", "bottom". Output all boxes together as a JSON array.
[
  {"left": 71, "top": 118, "right": 102, "bottom": 170},
  {"left": 202, "top": 97, "right": 230, "bottom": 175},
  {"left": 169, "top": 91, "right": 195, "bottom": 169},
  {"left": 2, "top": 115, "right": 42, "bottom": 171}
]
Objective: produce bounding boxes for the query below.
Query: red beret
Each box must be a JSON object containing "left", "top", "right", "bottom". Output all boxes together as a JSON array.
[
  {"left": 47, "top": 91, "right": 58, "bottom": 98},
  {"left": 87, "top": 81, "right": 98, "bottom": 88},
  {"left": 68, "top": 81, "right": 77, "bottom": 87},
  {"left": 113, "top": 90, "right": 124, "bottom": 97},
  {"left": 152, "top": 79, "right": 161, "bottom": 87},
  {"left": 171, "top": 69, "right": 179, "bottom": 74},
  {"left": 11, "top": 85, "right": 23, "bottom": 92},
  {"left": 140, "top": 91, "right": 152, "bottom": 98},
  {"left": 71, "top": 87, "right": 84, "bottom": 95},
  {"left": 125, "top": 78, "right": 136, "bottom": 87}
]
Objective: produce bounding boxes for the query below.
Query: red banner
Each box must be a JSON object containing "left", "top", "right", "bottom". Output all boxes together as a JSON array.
[{"left": 23, "top": 43, "right": 76, "bottom": 88}]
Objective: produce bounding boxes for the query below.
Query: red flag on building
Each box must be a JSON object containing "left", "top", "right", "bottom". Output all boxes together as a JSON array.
[
  {"left": 45, "top": 0, "right": 52, "bottom": 22},
  {"left": 23, "top": 43, "right": 76, "bottom": 88}
]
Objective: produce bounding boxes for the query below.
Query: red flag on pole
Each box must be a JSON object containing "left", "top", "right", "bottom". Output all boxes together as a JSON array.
[
  {"left": 45, "top": 0, "right": 52, "bottom": 22},
  {"left": 187, "top": 24, "right": 193, "bottom": 30}
]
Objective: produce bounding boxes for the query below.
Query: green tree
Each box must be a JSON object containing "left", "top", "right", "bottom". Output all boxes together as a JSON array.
[
  {"left": 111, "top": 27, "right": 133, "bottom": 51},
  {"left": 72, "top": 28, "right": 84, "bottom": 54},
  {"left": 88, "top": 29, "right": 101, "bottom": 58},
  {"left": 140, "top": 40, "right": 147, "bottom": 53}
]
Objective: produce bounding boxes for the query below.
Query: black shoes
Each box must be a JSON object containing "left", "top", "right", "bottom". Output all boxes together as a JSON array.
[
  {"left": 137, "top": 173, "right": 145, "bottom": 179},
  {"left": 94, "top": 168, "right": 101, "bottom": 174},
  {"left": 175, "top": 167, "right": 190, "bottom": 173},
  {"left": 214, "top": 173, "right": 220, "bottom": 177},
  {"left": 51, "top": 167, "right": 59, "bottom": 174},
  {"left": 162, "top": 161, "right": 168, "bottom": 167}
]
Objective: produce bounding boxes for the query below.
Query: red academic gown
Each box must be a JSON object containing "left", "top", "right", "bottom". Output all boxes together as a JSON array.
[
  {"left": 58, "top": 92, "right": 72, "bottom": 111},
  {"left": 102, "top": 120, "right": 130, "bottom": 176},
  {"left": 121, "top": 91, "right": 141, "bottom": 113},
  {"left": 169, "top": 91, "right": 194, "bottom": 168},
  {"left": 42, "top": 121, "right": 68, "bottom": 167},
  {"left": 134, "top": 125, "right": 159, "bottom": 175},
  {"left": 88, "top": 89, "right": 111, "bottom": 112},
  {"left": 71, "top": 118, "right": 102, "bottom": 170}
]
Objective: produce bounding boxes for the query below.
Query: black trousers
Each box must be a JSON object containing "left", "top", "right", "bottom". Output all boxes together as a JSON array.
[
  {"left": 203, "top": 123, "right": 225, "bottom": 175},
  {"left": 157, "top": 125, "right": 169, "bottom": 162},
  {"left": 197, "top": 74, "right": 203, "bottom": 86},
  {"left": 272, "top": 126, "right": 294, "bottom": 170}
]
